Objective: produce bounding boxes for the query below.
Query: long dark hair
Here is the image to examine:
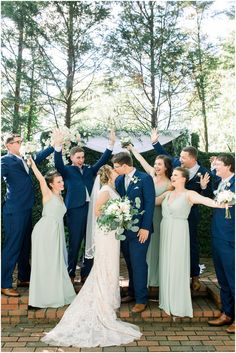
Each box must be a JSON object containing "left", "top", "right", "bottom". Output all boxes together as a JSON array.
[{"left": 155, "top": 155, "right": 172, "bottom": 179}]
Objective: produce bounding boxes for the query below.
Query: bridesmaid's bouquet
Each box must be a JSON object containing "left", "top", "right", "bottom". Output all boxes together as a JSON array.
[
  {"left": 214, "top": 189, "right": 235, "bottom": 219},
  {"left": 20, "top": 141, "right": 39, "bottom": 160},
  {"left": 120, "top": 137, "right": 133, "bottom": 148},
  {"left": 97, "top": 196, "right": 143, "bottom": 240}
]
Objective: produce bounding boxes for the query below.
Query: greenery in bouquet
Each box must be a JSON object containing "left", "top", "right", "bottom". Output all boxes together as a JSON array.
[{"left": 97, "top": 196, "right": 143, "bottom": 240}]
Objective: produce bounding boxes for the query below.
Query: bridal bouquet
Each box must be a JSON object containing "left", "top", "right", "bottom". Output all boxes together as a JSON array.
[
  {"left": 97, "top": 196, "right": 143, "bottom": 240},
  {"left": 214, "top": 189, "right": 235, "bottom": 219}
]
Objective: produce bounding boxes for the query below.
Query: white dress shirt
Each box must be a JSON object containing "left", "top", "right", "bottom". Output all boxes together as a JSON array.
[{"left": 124, "top": 168, "right": 136, "bottom": 191}]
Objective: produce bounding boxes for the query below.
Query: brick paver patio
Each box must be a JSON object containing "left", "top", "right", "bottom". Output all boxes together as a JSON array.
[{"left": 1, "top": 257, "right": 235, "bottom": 352}]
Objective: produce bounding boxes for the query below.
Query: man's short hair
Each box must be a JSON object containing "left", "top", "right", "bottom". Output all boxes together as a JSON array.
[
  {"left": 216, "top": 153, "right": 235, "bottom": 173},
  {"left": 111, "top": 152, "right": 133, "bottom": 167},
  {"left": 182, "top": 146, "right": 198, "bottom": 159},
  {"left": 4, "top": 134, "right": 21, "bottom": 145},
  {"left": 70, "top": 146, "right": 85, "bottom": 157}
]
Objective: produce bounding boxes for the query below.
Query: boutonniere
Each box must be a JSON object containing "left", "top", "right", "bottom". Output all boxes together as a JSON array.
[
  {"left": 226, "top": 182, "right": 231, "bottom": 188},
  {"left": 130, "top": 176, "right": 140, "bottom": 184},
  {"left": 197, "top": 172, "right": 202, "bottom": 178}
]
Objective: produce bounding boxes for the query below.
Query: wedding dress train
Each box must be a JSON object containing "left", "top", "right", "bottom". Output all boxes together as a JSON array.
[{"left": 42, "top": 185, "right": 142, "bottom": 348}]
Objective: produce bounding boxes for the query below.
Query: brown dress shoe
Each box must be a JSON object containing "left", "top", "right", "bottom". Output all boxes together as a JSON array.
[
  {"left": 208, "top": 313, "right": 233, "bottom": 326},
  {"left": 226, "top": 321, "right": 235, "bottom": 334},
  {"left": 80, "top": 276, "right": 88, "bottom": 284},
  {"left": 191, "top": 276, "right": 201, "bottom": 291},
  {"left": 17, "top": 280, "right": 30, "bottom": 287},
  {"left": 1, "top": 288, "right": 20, "bottom": 297},
  {"left": 131, "top": 303, "right": 146, "bottom": 313},
  {"left": 121, "top": 295, "right": 135, "bottom": 304}
]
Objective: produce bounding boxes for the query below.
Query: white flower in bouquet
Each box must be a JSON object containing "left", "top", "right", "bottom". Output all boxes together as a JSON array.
[
  {"left": 97, "top": 196, "right": 142, "bottom": 240},
  {"left": 120, "top": 136, "right": 133, "bottom": 148},
  {"left": 20, "top": 141, "right": 39, "bottom": 159},
  {"left": 215, "top": 189, "right": 235, "bottom": 219}
]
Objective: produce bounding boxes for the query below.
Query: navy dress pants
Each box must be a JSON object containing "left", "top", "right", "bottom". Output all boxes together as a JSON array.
[
  {"left": 66, "top": 204, "right": 93, "bottom": 279},
  {"left": 2, "top": 208, "right": 32, "bottom": 288}
]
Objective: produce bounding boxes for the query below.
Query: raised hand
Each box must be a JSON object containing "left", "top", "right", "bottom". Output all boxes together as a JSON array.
[
  {"left": 51, "top": 128, "right": 64, "bottom": 148},
  {"left": 200, "top": 172, "right": 210, "bottom": 189},
  {"left": 125, "top": 144, "right": 133, "bottom": 152},
  {"left": 26, "top": 156, "right": 35, "bottom": 167},
  {"left": 151, "top": 128, "right": 159, "bottom": 144},
  {"left": 108, "top": 128, "right": 116, "bottom": 147}
]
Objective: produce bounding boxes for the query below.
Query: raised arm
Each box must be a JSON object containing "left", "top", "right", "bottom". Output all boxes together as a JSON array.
[
  {"left": 95, "top": 191, "right": 110, "bottom": 217},
  {"left": 27, "top": 157, "right": 51, "bottom": 201},
  {"left": 126, "top": 144, "right": 154, "bottom": 175},
  {"left": 187, "top": 190, "right": 226, "bottom": 208},
  {"left": 156, "top": 191, "right": 169, "bottom": 205},
  {"left": 52, "top": 129, "right": 68, "bottom": 177},
  {"left": 91, "top": 129, "right": 115, "bottom": 175}
]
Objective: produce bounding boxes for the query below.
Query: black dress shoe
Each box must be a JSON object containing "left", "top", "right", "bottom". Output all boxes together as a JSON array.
[{"left": 121, "top": 295, "right": 135, "bottom": 303}]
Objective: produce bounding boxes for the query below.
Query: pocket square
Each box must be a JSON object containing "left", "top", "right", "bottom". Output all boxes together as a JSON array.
[{"left": 134, "top": 186, "right": 139, "bottom": 190}]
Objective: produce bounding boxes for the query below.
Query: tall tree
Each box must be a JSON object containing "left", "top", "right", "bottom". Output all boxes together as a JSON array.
[
  {"left": 185, "top": 1, "right": 217, "bottom": 152},
  {"left": 1, "top": 1, "right": 40, "bottom": 133},
  {"left": 36, "top": 1, "right": 109, "bottom": 128},
  {"left": 107, "top": 1, "right": 188, "bottom": 129}
]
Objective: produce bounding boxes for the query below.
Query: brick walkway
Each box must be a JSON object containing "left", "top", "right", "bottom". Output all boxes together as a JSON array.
[
  {"left": 1, "top": 322, "right": 235, "bottom": 352},
  {"left": 1, "top": 257, "right": 235, "bottom": 352}
]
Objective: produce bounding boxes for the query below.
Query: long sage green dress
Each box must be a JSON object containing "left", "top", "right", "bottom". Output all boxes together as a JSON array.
[
  {"left": 147, "top": 181, "right": 170, "bottom": 287},
  {"left": 159, "top": 191, "right": 193, "bottom": 318},
  {"left": 29, "top": 194, "right": 76, "bottom": 308}
]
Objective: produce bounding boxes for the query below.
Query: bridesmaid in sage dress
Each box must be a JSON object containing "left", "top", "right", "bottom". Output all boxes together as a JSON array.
[
  {"left": 157, "top": 167, "right": 226, "bottom": 318},
  {"left": 28, "top": 158, "right": 76, "bottom": 308},
  {"left": 127, "top": 145, "right": 172, "bottom": 290}
]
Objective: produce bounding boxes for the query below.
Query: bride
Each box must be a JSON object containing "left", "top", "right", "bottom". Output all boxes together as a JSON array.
[{"left": 42, "top": 165, "right": 142, "bottom": 348}]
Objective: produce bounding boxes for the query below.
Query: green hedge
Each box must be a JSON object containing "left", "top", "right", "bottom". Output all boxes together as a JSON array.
[{"left": 1, "top": 141, "right": 224, "bottom": 256}]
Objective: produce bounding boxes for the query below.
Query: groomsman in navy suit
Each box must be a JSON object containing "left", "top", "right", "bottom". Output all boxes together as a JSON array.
[
  {"left": 208, "top": 154, "right": 235, "bottom": 334},
  {"left": 151, "top": 128, "right": 212, "bottom": 291},
  {"left": 54, "top": 130, "right": 115, "bottom": 284},
  {"left": 113, "top": 152, "right": 155, "bottom": 313},
  {"left": 1, "top": 134, "right": 54, "bottom": 297}
]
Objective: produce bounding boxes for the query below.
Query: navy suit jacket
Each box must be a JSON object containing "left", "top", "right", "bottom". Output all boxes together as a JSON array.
[
  {"left": 115, "top": 170, "right": 155, "bottom": 235},
  {"left": 153, "top": 142, "right": 212, "bottom": 223},
  {"left": 54, "top": 149, "right": 112, "bottom": 209},
  {"left": 212, "top": 175, "right": 235, "bottom": 243},
  {"left": 1, "top": 147, "right": 54, "bottom": 214}
]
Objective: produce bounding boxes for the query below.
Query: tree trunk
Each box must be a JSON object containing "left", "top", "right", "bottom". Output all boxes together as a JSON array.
[
  {"left": 27, "top": 60, "right": 35, "bottom": 141},
  {"left": 13, "top": 21, "right": 24, "bottom": 133},
  {"left": 65, "top": 2, "right": 75, "bottom": 128},
  {"left": 197, "top": 30, "right": 209, "bottom": 152},
  {"left": 149, "top": 3, "right": 157, "bottom": 128}
]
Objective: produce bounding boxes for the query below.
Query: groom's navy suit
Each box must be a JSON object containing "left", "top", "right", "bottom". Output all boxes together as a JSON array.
[
  {"left": 54, "top": 148, "right": 112, "bottom": 279},
  {"left": 152, "top": 142, "right": 212, "bottom": 277},
  {"left": 1, "top": 147, "right": 54, "bottom": 288},
  {"left": 212, "top": 175, "right": 235, "bottom": 318},
  {"left": 115, "top": 170, "right": 155, "bottom": 304}
]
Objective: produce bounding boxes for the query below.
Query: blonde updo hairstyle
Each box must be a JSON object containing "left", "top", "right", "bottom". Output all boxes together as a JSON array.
[{"left": 98, "top": 164, "right": 113, "bottom": 185}]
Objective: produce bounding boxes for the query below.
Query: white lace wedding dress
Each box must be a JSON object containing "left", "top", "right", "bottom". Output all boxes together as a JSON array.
[{"left": 42, "top": 185, "right": 142, "bottom": 348}]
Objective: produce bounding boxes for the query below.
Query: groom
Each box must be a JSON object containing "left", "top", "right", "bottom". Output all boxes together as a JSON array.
[{"left": 112, "top": 152, "right": 155, "bottom": 313}]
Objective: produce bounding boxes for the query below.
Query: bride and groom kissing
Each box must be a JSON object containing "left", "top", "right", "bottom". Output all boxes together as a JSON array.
[{"left": 42, "top": 130, "right": 156, "bottom": 347}]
